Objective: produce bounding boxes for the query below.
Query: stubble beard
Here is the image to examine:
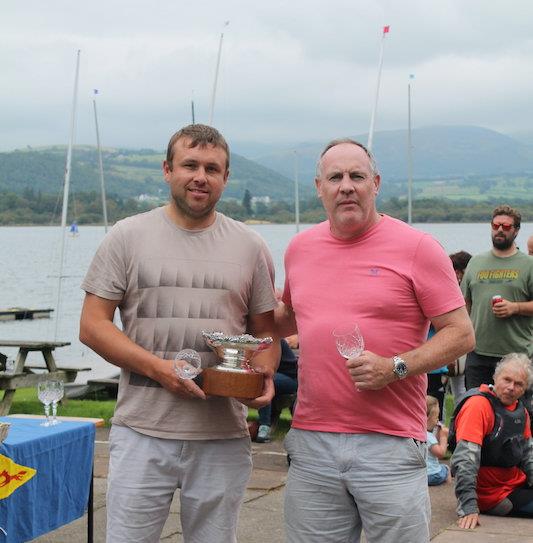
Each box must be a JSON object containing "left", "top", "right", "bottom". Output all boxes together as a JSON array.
[{"left": 172, "top": 193, "right": 216, "bottom": 221}]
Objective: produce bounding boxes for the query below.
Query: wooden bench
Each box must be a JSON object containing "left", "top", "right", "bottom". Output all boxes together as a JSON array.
[
  {"left": 24, "top": 365, "right": 91, "bottom": 382},
  {"left": 0, "top": 367, "right": 91, "bottom": 390},
  {"left": 0, "top": 340, "right": 91, "bottom": 415}
]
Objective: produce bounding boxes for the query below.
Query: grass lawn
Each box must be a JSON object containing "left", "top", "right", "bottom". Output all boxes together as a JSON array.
[
  {"left": 9, "top": 388, "right": 116, "bottom": 426},
  {"left": 8, "top": 388, "right": 295, "bottom": 435}
]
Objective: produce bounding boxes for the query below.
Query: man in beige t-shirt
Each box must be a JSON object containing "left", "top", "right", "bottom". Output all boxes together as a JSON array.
[{"left": 80, "top": 124, "right": 279, "bottom": 543}]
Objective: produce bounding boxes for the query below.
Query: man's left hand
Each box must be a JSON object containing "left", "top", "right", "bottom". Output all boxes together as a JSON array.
[
  {"left": 346, "top": 351, "right": 396, "bottom": 390},
  {"left": 236, "top": 373, "right": 275, "bottom": 409}
]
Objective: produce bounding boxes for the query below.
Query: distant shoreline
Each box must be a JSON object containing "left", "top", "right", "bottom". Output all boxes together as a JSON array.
[{"left": 2, "top": 219, "right": 531, "bottom": 228}]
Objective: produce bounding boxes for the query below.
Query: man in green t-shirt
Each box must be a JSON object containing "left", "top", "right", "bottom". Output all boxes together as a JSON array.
[{"left": 461, "top": 205, "right": 533, "bottom": 389}]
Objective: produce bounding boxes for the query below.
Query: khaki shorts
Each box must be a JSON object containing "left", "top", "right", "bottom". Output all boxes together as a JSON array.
[
  {"left": 284, "top": 429, "right": 430, "bottom": 543},
  {"left": 107, "top": 424, "right": 252, "bottom": 543}
]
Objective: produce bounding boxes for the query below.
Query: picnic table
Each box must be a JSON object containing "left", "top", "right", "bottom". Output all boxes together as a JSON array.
[{"left": 0, "top": 340, "right": 91, "bottom": 415}]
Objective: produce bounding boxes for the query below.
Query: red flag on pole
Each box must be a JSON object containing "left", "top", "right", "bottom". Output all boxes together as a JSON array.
[{"left": 383, "top": 25, "right": 390, "bottom": 34}]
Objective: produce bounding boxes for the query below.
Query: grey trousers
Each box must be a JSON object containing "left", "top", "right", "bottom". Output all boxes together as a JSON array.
[
  {"left": 106, "top": 425, "right": 252, "bottom": 543},
  {"left": 283, "top": 429, "right": 431, "bottom": 543}
]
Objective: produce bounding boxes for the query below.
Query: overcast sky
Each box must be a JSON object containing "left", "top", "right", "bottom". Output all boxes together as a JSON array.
[{"left": 2, "top": 0, "right": 532, "bottom": 153}]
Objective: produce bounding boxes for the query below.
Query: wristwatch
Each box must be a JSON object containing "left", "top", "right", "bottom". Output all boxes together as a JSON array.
[{"left": 392, "top": 355, "right": 408, "bottom": 379}]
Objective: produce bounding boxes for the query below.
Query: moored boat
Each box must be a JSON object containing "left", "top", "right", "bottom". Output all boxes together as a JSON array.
[{"left": 0, "top": 307, "right": 54, "bottom": 321}]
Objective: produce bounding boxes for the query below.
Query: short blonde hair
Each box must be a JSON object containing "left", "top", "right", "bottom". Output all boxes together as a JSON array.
[{"left": 426, "top": 395, "right": 439, "bottom": 416}]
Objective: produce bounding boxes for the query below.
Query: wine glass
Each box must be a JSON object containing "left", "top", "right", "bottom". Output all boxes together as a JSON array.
[
  {"left": 37, "top": 381, "right": 53, "bottom": 427},
  {"left": 174, "top": 349, "right": 202, "bottom": 379},
  {"left": 49, "top": 380, "right": 64, "bottom": 425},
  {"left": 332, "top": 323, "right": 364, "bottom": 359}
]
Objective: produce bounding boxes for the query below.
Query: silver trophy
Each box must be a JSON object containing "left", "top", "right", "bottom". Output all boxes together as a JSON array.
[{"left": 201, "top": 331, "right": 273, "bottom": 398}]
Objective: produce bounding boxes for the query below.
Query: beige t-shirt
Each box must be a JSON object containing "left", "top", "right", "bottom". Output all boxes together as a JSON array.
[{"left": 81, "top": 207, "right": 277, "bottom": 439}]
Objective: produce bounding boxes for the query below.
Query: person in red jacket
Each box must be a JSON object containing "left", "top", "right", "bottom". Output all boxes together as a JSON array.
[{"left": 451, "top": 352, "right": 533, "bottom": 529}]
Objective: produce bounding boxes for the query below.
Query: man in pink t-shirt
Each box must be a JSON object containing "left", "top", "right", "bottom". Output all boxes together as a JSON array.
[{"left": 275, "top": 138, "right": 475, "bottom": 543}]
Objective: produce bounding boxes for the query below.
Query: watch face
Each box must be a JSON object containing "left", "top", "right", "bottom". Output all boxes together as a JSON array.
[{"left": 393, "top": 357, "right": 408, "bottom": 378}]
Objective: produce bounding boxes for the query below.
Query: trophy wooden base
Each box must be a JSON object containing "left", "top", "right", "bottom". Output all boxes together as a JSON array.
[{"left": 201, "top": 367, "right": 264, "bottom": 399}]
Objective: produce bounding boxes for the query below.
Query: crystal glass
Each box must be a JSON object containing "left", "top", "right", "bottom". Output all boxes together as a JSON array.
[
  {"left": 174, "top": 349, "right": 202, "bottom": 379},
  {"left": 332, "top": 323, "right": 364, "bottom": 359},
  {"left": 49, "top": 380, "right": 64, "bottom": 425},
  {"left": 37, "top": 381, "right": 54, "bottom": 427}
]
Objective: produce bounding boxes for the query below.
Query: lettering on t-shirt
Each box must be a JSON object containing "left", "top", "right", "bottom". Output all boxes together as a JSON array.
[{"left": 476, "top": 269, "right": 520, "bottom": 282}]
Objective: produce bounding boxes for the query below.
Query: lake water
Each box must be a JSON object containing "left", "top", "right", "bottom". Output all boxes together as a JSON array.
[{"left": 1, "top": 221, "right": 531, "bottom": 382}]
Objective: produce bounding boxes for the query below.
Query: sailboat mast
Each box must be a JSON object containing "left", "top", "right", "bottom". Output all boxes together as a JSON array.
[
  {"left": 55, "top": 49, "right": 81, "bottom": 340},
  {"left": 93, "top": 91, "right": 108, "bottom": 232},
  {"left": 293, "top": 150, "right": 300, "bottom": 233},
  {"left": 209, "top": 21, "right": 229, "bottom": 125},
  {"left": 407, "top": 76, "right": 414, "bottom": 225},
  {"left": 367, "top": 26, "right": 390, "bottom": 152}
]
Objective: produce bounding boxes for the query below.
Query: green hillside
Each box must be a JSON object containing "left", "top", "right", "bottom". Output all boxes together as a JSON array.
[
  {"left": 0, "top": 145, "right": 310, "bottom": 201},
  {"left": 4, "top": 127, "right": 533, "bottom": 225}
]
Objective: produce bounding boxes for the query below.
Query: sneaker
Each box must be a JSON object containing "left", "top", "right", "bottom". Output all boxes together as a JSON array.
[{"left": 256, "top": 424, "right": 271, "bottom": 443}]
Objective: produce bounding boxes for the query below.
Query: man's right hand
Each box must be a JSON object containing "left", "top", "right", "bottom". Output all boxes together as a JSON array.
[
  {"left": 492, "top": 298, "right": 517, "bottom": 319},
  {"left": 155, "top": 359, "right": 206, "bottom": 400},
  {"left": 346, "top": 351, "right": 396, "bottom": 390},
  {"left": 457, "top": 513, "right": 480, "bottom": 530}
]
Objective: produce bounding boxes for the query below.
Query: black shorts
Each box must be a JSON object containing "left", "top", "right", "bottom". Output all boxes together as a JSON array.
[{"left": 464, "top": 351, "right": 500, "bottom": 389}]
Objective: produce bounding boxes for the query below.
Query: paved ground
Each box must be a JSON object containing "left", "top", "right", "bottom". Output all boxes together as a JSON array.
[{"left": 34, "top": 427, "right": 533, "bottom": 542}]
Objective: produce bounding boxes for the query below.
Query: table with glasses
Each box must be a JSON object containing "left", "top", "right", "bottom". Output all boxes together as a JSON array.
[
  {"left": 0, "top": 340, "right": 91, "bottom": 416},
  {"left": 0, "top": 416, "right": 99, "bottom": 543}
]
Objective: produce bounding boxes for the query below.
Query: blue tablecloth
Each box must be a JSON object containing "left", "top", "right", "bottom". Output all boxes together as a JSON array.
[{"left": 0, "top": 417, "right": 95, "bottom": 543}]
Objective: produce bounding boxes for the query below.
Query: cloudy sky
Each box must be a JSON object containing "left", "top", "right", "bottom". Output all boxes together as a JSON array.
[{"left": 2, "top": 0, "right": 532, "bottom": 154}]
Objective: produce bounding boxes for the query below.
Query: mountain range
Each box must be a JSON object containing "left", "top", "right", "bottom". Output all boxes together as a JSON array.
[
  {"left": 2, "top": 125, "right": 533, "bottom": 203},
  {"left": 252, "top": 125, "right": 533, "bottom": 183}
]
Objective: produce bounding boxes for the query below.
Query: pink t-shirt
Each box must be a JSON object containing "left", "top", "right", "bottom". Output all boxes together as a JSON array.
[{"left": 283, "top": 215, "right": 465, "bottom": 441}]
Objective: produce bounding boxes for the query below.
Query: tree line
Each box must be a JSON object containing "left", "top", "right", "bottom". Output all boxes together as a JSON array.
[
  {"left": 1, "top": 188, "right": 533, "bottom": 226},
  {"left": 0, "top": 189, "right": 152, "bottom": 226}
]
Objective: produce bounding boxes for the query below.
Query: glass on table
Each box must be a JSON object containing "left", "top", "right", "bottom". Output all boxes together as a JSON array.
[
  {"left": 49, "top": 380, "right": 65, "bottom": 425},
  {"left": 37, "top": 381, "right": 54, "bottom": 427}
]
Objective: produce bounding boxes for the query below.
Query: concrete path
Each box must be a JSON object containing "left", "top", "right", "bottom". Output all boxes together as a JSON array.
[{"left": 33, "top": 428, "right": 533, "bottom": 542}]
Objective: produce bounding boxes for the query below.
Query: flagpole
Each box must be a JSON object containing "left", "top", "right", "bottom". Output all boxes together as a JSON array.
[
  {"left": 293, "top": 151, "right": 300, "bottom": 233},
  {"left": 92, "top": 90, "right": 108, "bottom": 233},
  {"left": 55, "top": 49, "right": 81, "bottom": 339},
  {"left": 209, "top": 21, "right": 229, "bottom": 125},
  {"left": 367, "top": 25, "right": 390, "bottom": 151},
  {"left": 407, "top": 76, "right": 414, "bottom": 225}
]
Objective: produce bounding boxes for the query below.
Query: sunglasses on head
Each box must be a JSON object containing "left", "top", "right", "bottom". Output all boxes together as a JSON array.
[{"left": 491, "top": 222, "right": 515, "bottom": 231}]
